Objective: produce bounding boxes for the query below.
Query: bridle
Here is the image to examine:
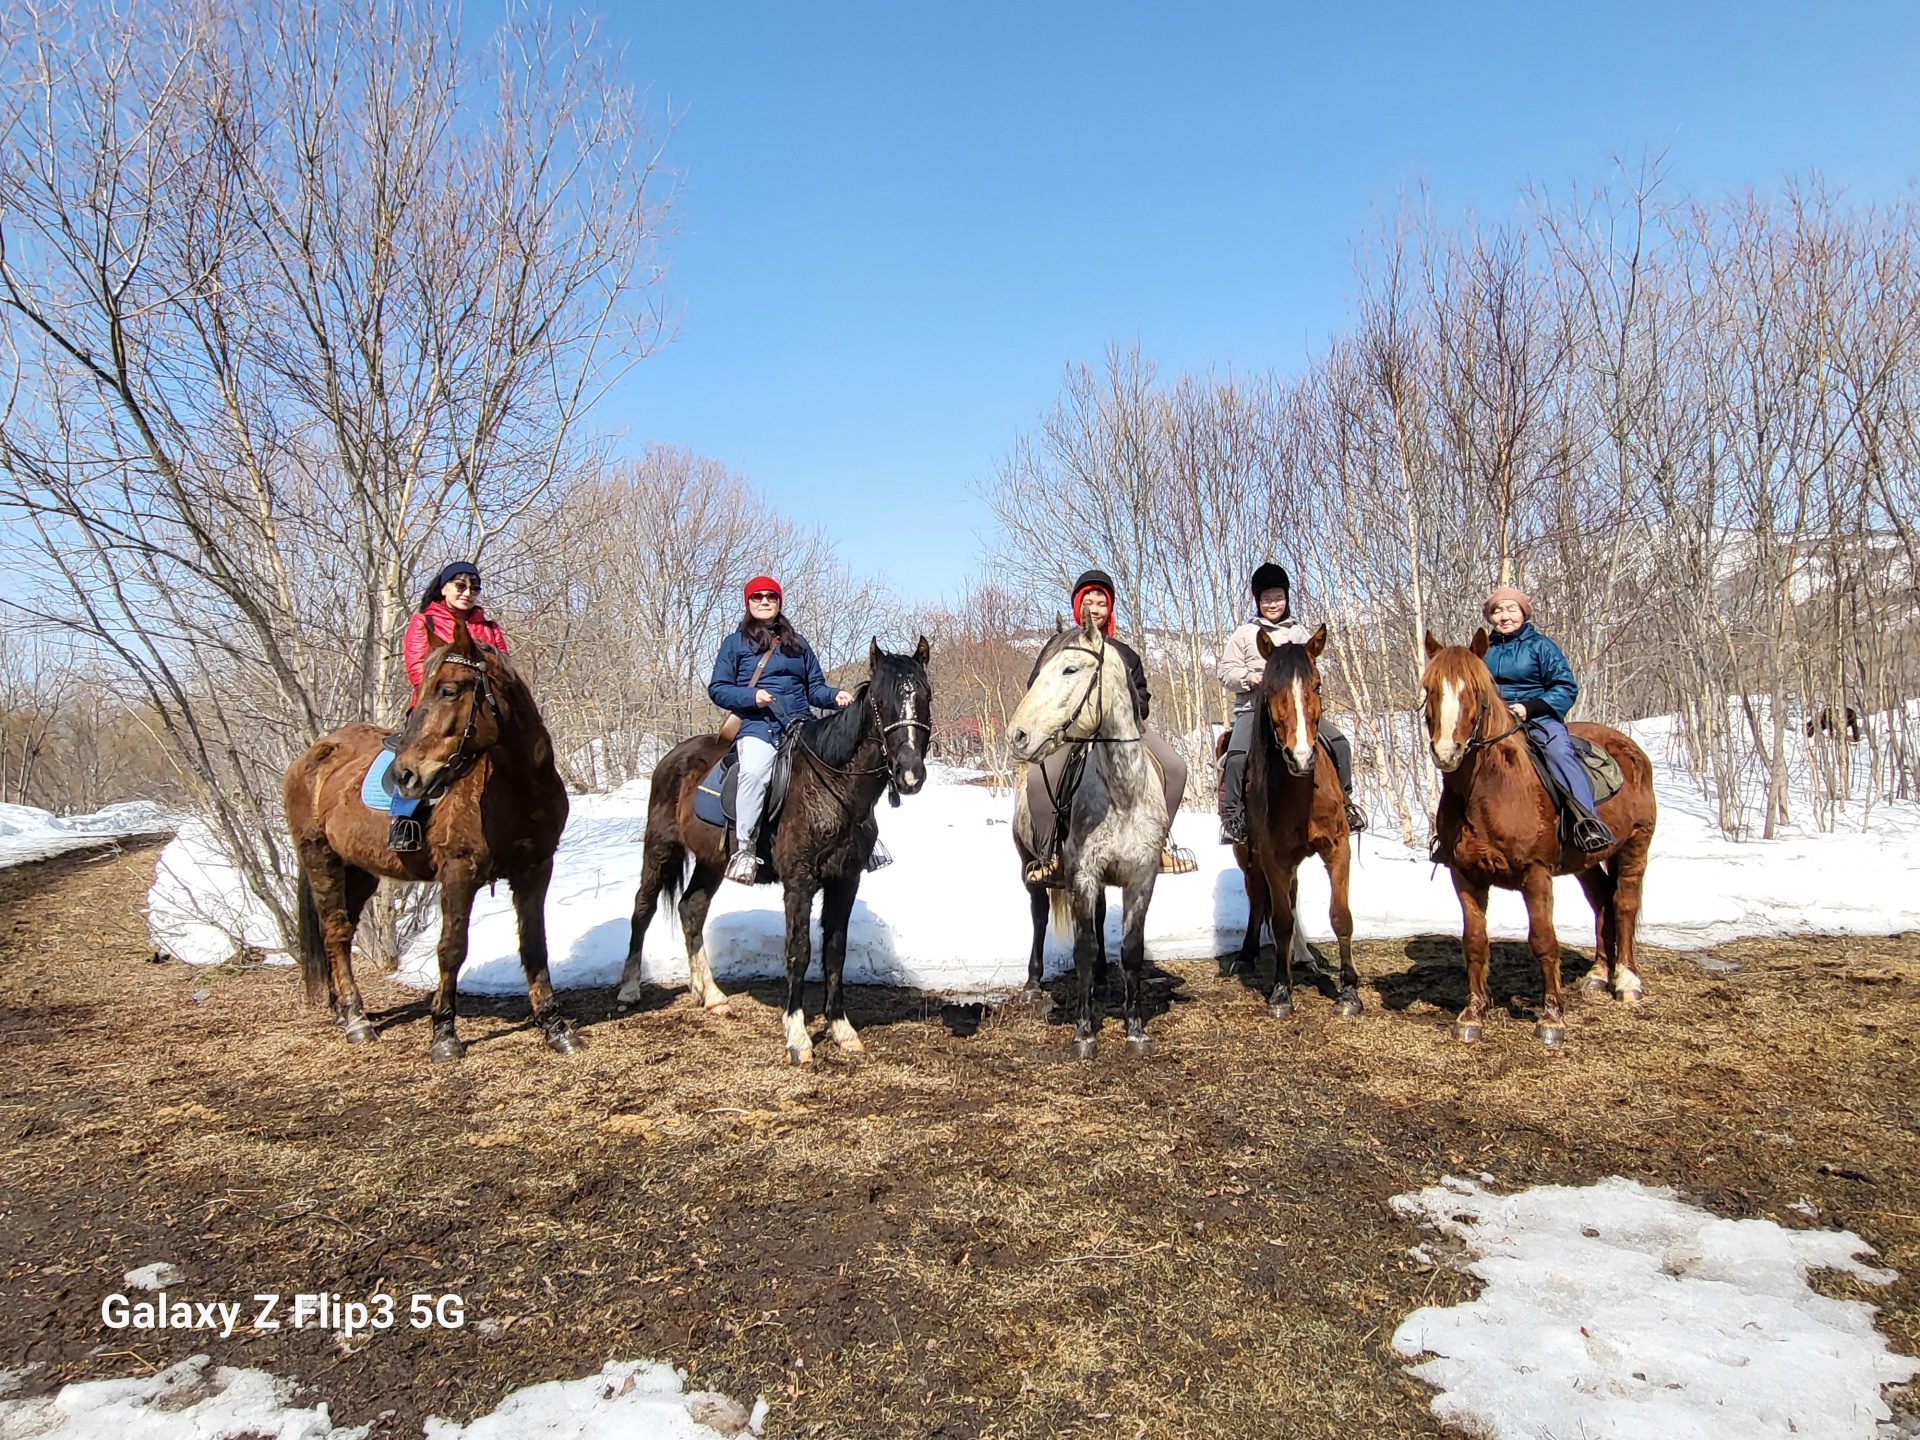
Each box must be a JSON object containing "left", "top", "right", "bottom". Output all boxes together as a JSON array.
[
  {"left": 1037, "top": 634, "right": 1139, "bottom": 755},
  {"left": 421, "top": 651, "right": 500, "bottom": 798},
  {"left": 793, "top": 669, "right": 932, "bottom": 806},
  {"left": 1420, "top": 669, "right": 1523, "bottom": 761}
]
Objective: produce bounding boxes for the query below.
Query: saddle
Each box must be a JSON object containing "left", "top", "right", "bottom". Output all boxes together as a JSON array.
[
  {"left": 359, "top": 747, "right": 400, "bottom": 813},
  {"left": 1520, "top": 729, "right": 1623, "bottom": 847},
  {"left": 693, "top": 732, "right": 798, "bottom": 839}
]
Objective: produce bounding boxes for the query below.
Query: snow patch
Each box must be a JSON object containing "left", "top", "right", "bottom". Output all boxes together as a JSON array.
[
  {"left": 1391, "top": 1176, "right": 1919, "bottom": 1439},
  {"left": 0, "top": 1357, "right": 762, "bottom": 1440},
  {"left": 0, "top": 800, "right": 172, "bottom": 868},
  {"left": 121, "top": 1262, "right": 184, "bottom": 1291}
]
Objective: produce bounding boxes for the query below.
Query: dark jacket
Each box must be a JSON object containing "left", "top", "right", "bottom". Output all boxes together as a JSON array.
[
  {"left": 1484, "top": 622, "right": 1579, "bottom": 721},
  {"left": 1029, "top": 632, "right": 1152, "bottom": 724},
  {"left": 710, "top": 630, "right": 839, "bottom": 744}
]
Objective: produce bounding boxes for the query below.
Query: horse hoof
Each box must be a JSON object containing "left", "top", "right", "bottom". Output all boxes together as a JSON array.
[
  {"left": 1072, "top": 1037, "right": 1097, "bottom": 1061},
  {"left": 615, "top": 981, "right": 644, "bottom": 1008},
  {"left": 1579, "top": 976, "right": 1610, "bottom": 999},
  {"left": 1332, "top": 997, "right": 1364, "bottom": 1018},
  {"left": 1125, "top": 1033, "right": 1152, "bottom": 1056},
  {"left": 343, "top": 1018, "right": 378, "bottom": 1044},
  {"left": 786, "top": 1045, "right": 813, "bottom": 1067},
  {"left": 1535, "top": 1021, "right": 1566, "bottom": 1045},
  {"left": 837, "top": 1034, "right": 866, "bottom": 1054},
  {"left": 1453, "top": 1021, "right": 1482, "bottom": 1044},
  {"left": 545, "top": 1026, "right": 585, "bottom": 1056},
  {"left": 1615, "top": 987, "right": 1643, "bottom": 1007},
  {"left": 704, "top": 1000, "right": 734, "bottom": 1019},
  {"left": 429, "top": 1037, "right": 466, "bottom": 1064},
  {"left": 1268, "top": 999, "right": 1294, "bottom": 1020}
]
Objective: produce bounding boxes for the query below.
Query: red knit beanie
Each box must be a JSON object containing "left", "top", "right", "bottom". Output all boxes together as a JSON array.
[
  {"left": 1071, "top": 579, "right": 1116, "bottom": 636},
  {"left": 744, "top": 575, "right": 783, "bottom": 607},
  {"left": 1482, "top": 585, "right": 1532, "bottom": 622}
]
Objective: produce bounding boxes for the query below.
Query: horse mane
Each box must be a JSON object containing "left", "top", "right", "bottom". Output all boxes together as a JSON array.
[
  {"left": 797, "top": 682, "right": 871, "bottom": 767},
  {"left": 425, "top": 639, "right": 544, "bottom": 737}
]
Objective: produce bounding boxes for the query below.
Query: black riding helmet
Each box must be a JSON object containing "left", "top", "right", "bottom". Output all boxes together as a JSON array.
[{"left": 1250, "top": 562, "right": 1289, "bottom": 598}]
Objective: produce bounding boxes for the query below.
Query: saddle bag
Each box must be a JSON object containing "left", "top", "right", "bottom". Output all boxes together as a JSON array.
[
  {"left": 717, "top": 647, "right": 776, "bottom": 744},
  {"left": 1569, "top": 734, "right": 1625, "bottom": 805}
]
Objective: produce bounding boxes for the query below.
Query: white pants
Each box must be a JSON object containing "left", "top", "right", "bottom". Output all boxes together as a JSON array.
[{"left": 734, "top": 735, "right": 776, "bottom": 846}]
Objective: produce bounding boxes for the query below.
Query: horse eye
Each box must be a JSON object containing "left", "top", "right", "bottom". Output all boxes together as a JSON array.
[{"left": 439, "top": 685, "right": 458, "bottom": 699}]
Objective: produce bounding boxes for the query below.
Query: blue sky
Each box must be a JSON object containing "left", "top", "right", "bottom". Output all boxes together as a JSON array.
[{"left": 589, "top": 2, "right": 1920, "bottom": 601}]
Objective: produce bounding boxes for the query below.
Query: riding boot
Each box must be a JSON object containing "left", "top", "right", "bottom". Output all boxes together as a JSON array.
[
  {"left": 1022, "top": 846, "right": 1063, "bottom": 887},
  {"left": 1220, "top": 804, "right": 1246, "bottom": 846},
  {"left": 725, "top": 840, "right": 760, "bottom": 885},
  {"left": 387, "top": 814, "right": 424, "bottom": 853},
  {"left": 1160, "top": 842, "right": 1198, "bottom": 874},
  {"left": 1343, "top": 795, "right": 1369, "bottom": 834},
  {"left": 1570, "top": 810, "right": 1616, "bottom": 853}
]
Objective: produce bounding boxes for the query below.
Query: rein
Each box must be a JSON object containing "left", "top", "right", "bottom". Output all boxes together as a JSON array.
[
  {"left": 793, "top": 677, "right": 928, "bottom": 809},
  {"left": 424, "top": 652, "right": 499, "bottom": 798}
]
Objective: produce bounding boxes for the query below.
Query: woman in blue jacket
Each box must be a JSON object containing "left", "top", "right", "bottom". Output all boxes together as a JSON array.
[
  {"left": 710, "top": 575, "right": 852, "bottom": 883},
  {"left": 1482, "top": 585, "right": 1614, "bottom": 852}
]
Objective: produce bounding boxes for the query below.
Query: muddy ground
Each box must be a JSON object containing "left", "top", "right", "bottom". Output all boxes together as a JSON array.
[{"left": 2, "top": 838, "right": 1917, "bottom": 1438}]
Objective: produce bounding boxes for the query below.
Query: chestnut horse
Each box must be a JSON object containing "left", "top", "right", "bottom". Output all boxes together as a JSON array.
[
  {"left": 1420, "top": 630, "right": 1657, "bottom": 1044},
  {"left": 616, "top": 640, "right": 932, "bottom": 1064},
  {"left": 283, "top": 614, "right": 578, "bottom": 1062},
  {"left": 1229, "top": 625, "right": 1360, "bottom": 1020}
]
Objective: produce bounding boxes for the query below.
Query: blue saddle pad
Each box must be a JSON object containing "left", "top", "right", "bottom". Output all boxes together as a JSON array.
[
  {"left": 360, "top": 748, "right": 398, "bottom": 813},
  {"left": 693, "top": 752, "right": 735, "bottom": 830}
]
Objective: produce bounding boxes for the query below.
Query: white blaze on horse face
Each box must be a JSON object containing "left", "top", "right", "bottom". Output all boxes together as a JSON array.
[
  {"left": 1288, "top": 674, "right": 1314, "bottom": 771},
  {"left": 1432, "top": 677, "right": 1466, "bottom": 770}
]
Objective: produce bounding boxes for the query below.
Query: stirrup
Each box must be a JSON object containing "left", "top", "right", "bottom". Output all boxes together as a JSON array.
[
  {"left": 1023, "top": 852, "right": 1063, "bottom": 887},
  {"left": 1160, "top": 843, "right": 1198, "bottom": 875},
  {"left": 1220, "top": 812, "right": 1247, "bottom": 845},
  {"left": 387, "top": 815, "right": 423, "bottom": 853},
  {"left": 1573, "top": 815, "right": 1616, "bottom": 853},
  {"left": 865, "top": 838, "right": 894, "bottom": 873},
  {"left": 725, "top": 846, "right": 760, "bottom": 884},
  {"left": 1344, "top": 798, "right": 1368, "bottom": 833}
]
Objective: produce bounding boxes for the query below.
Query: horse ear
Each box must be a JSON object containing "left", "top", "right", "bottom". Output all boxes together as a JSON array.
[
  {"left": 1471, "top": 627, "right": 1489, "bottom": 657},
  {"left": 1256, "top": 629, "right": 1275, "bottom": 659},
  {"left": 870, "top": 636, "right": 883, "bottom": 666},
  {"left": 1081, "top": 610, "right": 1102, "bottom": 641},
  {"left": 1423, "top": 630, "right": 1443, "bottom": 660},
  {"left": 1053, "top": 612, "right": 1065, "bottom": 634},
  {"left": 1307, "top": 623, "right": 1327, "bottom": 660},
  {"left": 913, "top": 634, "right": 931, "bottom": 665}
]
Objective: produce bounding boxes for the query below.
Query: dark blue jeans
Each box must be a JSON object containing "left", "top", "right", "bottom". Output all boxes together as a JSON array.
[{"left": 1526, "top": 717, "right": 1599, "bottom": 815}]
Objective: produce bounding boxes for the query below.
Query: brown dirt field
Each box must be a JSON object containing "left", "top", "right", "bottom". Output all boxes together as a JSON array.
[{"left": 2, "top": 838, "right": 1917, "bottom": 1438}]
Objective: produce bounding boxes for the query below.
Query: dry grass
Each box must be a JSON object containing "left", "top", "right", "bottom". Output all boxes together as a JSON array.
[{"left": 1, "top": 840, "right": 1916, "bottom": 1437}]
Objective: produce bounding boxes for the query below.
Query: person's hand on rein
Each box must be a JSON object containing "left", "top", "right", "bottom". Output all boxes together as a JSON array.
[
  {"left": 835, "top": 690, "right": 854, "bottom": 707},
  {"left": 1509, "top": 703, "right": 1528, "bottom": 721},
  {"left": 755, "top": 688, "right": 775, "bottom": 708}
]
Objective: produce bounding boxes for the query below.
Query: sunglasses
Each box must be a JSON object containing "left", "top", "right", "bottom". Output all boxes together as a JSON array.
[
  {"left": 747, "top": 590, "right": 780, "bottom": 602},
  {"left": 448, "top": 577, "right": 482, "bottom": 593}
]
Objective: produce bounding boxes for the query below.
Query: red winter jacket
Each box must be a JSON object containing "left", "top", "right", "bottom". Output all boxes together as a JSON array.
[{"left": 403, "top": 602, "right": 508, "bottom": 690}]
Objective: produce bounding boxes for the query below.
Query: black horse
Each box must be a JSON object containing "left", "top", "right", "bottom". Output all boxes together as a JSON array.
[{"left": 616, "top": 639, "right": 933, "bottom": 1062}]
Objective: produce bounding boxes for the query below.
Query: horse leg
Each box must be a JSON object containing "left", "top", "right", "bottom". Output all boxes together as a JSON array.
[
  {"left": 1452, "top": 874, "right": 1492, "bottom": 1043},
  {"left": 678, "top": 863, "right": 731, "bottom": 1016},
  {"left": 1575, "top": 866, "right": 1616, "bottom": 999},
  {"left": 1522, "top": 867, "right": 1565, "bottom": 1045},
  {"left": 1265, "top": 860, "right": 1300, "bottom": 1020},
  {"left": 1024, "top": 883, "right": 1048, "bottom": 995},
  {"left": 1094, "top": 888, "right": 1110, "bottom": 995},
  {"left": 617, "top": 836, "right": 679, "bottom": 1008},
  {"left": 1233, "top": 856, "right": 1267, "bottom": 975},
  {"left": 513, "top": 860, "right": 581, "bottom": 1055},
  {"left": 1326, "top": 839, "right": 1361, "bottom": 1017},
  {"left": 1118, "top": 875, "right": 1155, "bottom": 1055},
  {"left": 1609, "top": 832, "right": 1652, "bottom": 1005},
  {"left": 306, "top": 851, "right": 374, "bottom": 1042},
  {"left": 820, "top": 875, "right": 863, "bottom": 1053},
  {"left": 429, "top": 872, "right": 478, "bottom": 1063},
  {"left": 781, "top": 880, "right": 818, "bottom": 1065},
  {"left": 1070, "top": 879, "right": 1103, "bottom": 1060}
]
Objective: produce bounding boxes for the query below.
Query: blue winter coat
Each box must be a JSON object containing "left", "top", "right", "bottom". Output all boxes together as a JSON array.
[
  {"left": 709, "top": 630, "right": 839, "bottom": 743},
  {"left": 1483, "top": 622, "right": 1579, "bottom": 721}
]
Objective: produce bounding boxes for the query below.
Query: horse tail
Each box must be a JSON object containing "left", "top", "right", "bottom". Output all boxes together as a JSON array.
[
  {"left": 295, "top": 859, "right": 329, "bottom": 1007},
  {"left": 1048, "top": 886, "right": 1072, "bottom": 940}
]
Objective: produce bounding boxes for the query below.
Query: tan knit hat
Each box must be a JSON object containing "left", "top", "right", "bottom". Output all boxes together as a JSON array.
[{"left": 1482, "top": 585, "right": 1532, "bottom": 622}]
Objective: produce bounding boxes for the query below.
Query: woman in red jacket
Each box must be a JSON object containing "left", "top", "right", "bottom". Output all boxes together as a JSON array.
[
  {"left": 402, "top": 560, "right": 508, "bottom": 692},
  {"left": 388, "top": 561, "right": 509, "bottom": 851}
]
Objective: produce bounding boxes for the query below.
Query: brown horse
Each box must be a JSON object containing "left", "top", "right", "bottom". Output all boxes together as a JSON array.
[
  {"left": 615, "top": 640, "right": 932, "bottom": 1064},
  {"left": 1229, "top": 626, "right": 1360, "bottom": 1020},
  {"left": 1420, "top": 629, "right": 1658, "bottom": 1044},
  {"left": 283, "top": 614, "right": 577, "bottom": 1062}
]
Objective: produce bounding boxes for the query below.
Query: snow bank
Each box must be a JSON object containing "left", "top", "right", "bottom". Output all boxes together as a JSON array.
[
  {"left": 1391, "top": 1176, "right": 1918, "bottom": 1439},
  {"left": 0, "top": 800, "right": 172, "bottom": 868},
  {"left": 146, "top": 732, "right": 1920, "bottom": 994},
  {"left": 0, "top": 1356, "right": 763, "bottom": 1440}
]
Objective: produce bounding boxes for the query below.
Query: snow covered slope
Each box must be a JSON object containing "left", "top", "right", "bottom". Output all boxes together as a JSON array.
[{"left": 0, "top": 801, "right": 173, "bottom": 868}]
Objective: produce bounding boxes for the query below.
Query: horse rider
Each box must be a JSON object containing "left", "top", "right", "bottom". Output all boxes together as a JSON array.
[
  {"left": 1482, "top": 584, "right": 1614, "bottom": 852},
  {"left": 710, "top": 575, "right": 853, "bottom": 884},
  {"left": 387, "top": 560, "right": 510, "bottom": 852},
  {"left": 1216, "top": 562, "right": 1365, "bottom": 844},
  {"left": 1022, "top": 568, "right": 1195, "bottom": 885}
]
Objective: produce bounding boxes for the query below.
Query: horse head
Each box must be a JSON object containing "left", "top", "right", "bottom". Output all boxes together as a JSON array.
[
  {"left": 390, "top": 612, "right": 512, "bottom": 800},
  {"left": 1005, "top": 612, "right": 1125, "bottom": 763},
  {"left": 1256, "top": 624, "right": 1327, "bottom": 776},
  {"left": 1419, "top": 627, "right": 1496, "bottom": 773},
  {"left": 868, "top": 635, "right": 934, "bottom": 796}
]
